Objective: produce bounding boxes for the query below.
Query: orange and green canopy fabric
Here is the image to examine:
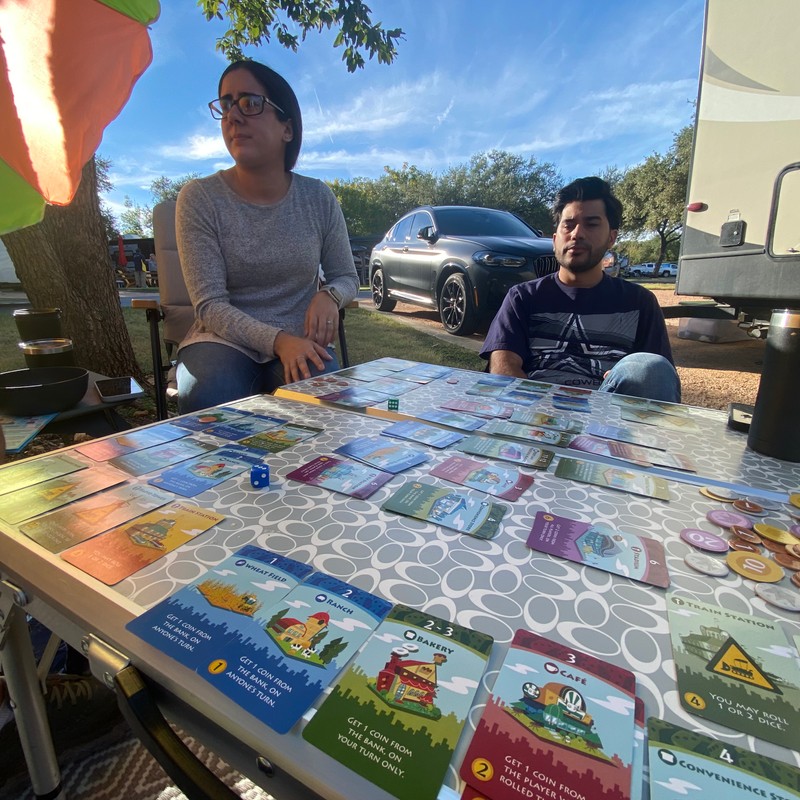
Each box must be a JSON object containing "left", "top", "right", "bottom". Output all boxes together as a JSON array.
[{"left": 0, "top": 0, "right": 160, "bottom": 235}]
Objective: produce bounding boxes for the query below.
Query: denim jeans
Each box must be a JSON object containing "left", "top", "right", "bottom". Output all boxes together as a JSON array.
[
  {"left": 176, "top": 342, "right": 340, "bottom": 414},
  {"left": 598, "top": 352, "right": 681, "bottom": 403}
]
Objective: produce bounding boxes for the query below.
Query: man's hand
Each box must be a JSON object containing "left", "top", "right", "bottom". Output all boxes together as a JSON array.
[
  {"left": 489, "top": 350, "right": 527, "bottom": 378},
  {"left": 274, "top": 331, "right": 333, "bottom": 383}
]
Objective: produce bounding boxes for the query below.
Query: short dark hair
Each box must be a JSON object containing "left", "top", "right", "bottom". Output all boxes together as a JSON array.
[
  {"left": 218, "top": 60, "right": 302, "bottom": 172},
  {"left": 552, "top": 177, "right": 622, "bottom": 230}
]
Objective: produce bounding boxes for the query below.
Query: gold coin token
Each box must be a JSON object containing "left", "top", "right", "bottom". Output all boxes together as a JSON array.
[
  {"left": 726, "top": 551, "right": 785, "bottom": 582},
  {"left": 753, "top": 523, "right": 800, "bottom": 545},
  {"left": 789, "top": 493, "right": 800, "bottom": 509},
  {"left": 699, "top": 487, "right": 738, "bottom": 502}
]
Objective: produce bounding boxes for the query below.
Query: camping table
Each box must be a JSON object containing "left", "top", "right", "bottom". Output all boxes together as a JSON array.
[{"left": 1, "top": 369, "right": 799, "bottom": 800}]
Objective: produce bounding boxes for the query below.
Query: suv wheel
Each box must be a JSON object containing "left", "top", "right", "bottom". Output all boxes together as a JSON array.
[
  {"left": 439, "top": 273, "right": 478, "bottom": 335},
  {"left": 371, "top": 267, "right": 396, "bottom": 312}
]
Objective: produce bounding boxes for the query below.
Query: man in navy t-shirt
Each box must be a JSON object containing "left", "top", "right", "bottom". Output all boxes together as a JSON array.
[{"left": 480, "top": 177, "right": 680, "bottom": 402}]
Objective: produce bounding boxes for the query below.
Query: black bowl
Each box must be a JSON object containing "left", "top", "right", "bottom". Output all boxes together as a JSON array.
[{"left": 0, "top": 367, "right": 89, "bottom": 416}]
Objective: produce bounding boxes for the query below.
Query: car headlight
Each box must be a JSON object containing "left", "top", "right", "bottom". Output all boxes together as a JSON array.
[{"left": 472, "top": 251, "right": 527, "bottom": 268}]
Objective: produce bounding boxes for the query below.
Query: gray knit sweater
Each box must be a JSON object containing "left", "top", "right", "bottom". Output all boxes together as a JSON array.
[{"left": 175, "top": 171, "right": 359, "bottom": 362}]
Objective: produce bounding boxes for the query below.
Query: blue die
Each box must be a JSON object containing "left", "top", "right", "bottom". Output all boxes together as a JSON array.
[{"left": 249, "top": 464, "right": 270, "bottom": 489}]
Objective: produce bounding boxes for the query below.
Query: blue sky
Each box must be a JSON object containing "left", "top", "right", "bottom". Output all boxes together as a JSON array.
[{"left": 100, "top": 0, "right": 706, "bottom": 222}]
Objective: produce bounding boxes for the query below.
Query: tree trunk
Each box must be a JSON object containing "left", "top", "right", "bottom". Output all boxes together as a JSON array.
[{"left": 1, "top": 159, "right": 143, "bottom": 381}]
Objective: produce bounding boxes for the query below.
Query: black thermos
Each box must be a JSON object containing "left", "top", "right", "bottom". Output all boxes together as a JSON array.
[{"left": 747, "top": 309, "right": 800, "bottom": 462}]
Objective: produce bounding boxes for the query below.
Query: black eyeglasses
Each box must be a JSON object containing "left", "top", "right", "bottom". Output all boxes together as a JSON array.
[{"left": 208, "top": 93, "right": 285, "bottom": 120}]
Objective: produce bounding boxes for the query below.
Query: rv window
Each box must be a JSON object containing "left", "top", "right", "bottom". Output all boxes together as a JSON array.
[{"left": 769, "top": 165, "right": 800, "bottom": 257}]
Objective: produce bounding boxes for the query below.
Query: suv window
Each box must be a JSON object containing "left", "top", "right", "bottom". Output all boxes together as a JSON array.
[
  {"left": 411, "top": 211, "right": 434, "bottom": 240},
  {"left": 389, "top": 215, "right": 414, "bottom": 244},
  {"left": 434, "top": 207, "right": 535, "bottom": 237}
]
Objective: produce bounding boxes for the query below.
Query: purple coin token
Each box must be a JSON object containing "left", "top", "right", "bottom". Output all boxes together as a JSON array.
[
  {"left": 706, "top": 509, "right": 752, "bottom": 529},
  {"left": 791, "top": 523, "right": 800, "bottom": 537},
  {"left": 681, "top": 527, "right": 730, "bottom": 553}
]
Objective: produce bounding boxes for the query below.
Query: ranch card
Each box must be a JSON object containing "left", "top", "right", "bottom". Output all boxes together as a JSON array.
[
  {"left": 460, "top": 629, "right": 636, "bottom": 800},
  {"left": 481, "top": 419, "right": 573, "bottom": 448},
  {"left": 666, "top": 593, "right": 800, "bottom": 748},
  {"left": 238, "top": 423, "right": 324, "bottom": 454},
  {"left": 75, "top": 423, "right": 189, "bottom": 462},
  {"left": 334, "top": 436, "right": 430, "bottom": 473},
  {"left": 456, "top": 435, "right": 555, "bottom": 469},
  {"left": 286, "top": 455, "right": 393, "bottom": 499},
  {"left": 303, "top": 605, "right": 493, "bottom": 800},
  {"left": 381, "top": 420, "right": 465, "bottom": 449},
  {"left": 109, "top": 437, "right": 218, "bottom": 476},
  {"left": 527, "top": 512, "right": 670, "bottom": 588},
  {"left": 647, "top": 718, "right": 800, "bottom": 800},
  {"left": 0, "top": 453, "right": 86, "bottom": 496},
  {"left": 200, "top": 572, "right": 392, "bottom": 734},
  {"left": 430, "top": 455, "right": 533, "bottom": 501},
  {"left": 554, "top": 457, "right": 671, "bottom": 501}
]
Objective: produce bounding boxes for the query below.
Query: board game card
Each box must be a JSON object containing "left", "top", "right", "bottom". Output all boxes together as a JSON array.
[
  {"left": 318, "top": 386, "right": 392, "bottom": 407},
  {"left": 460, "top": 629, "right": 637, "bottom": 800},
  {"left": 126, "top": 546, "right": 313, "bottom": 670},
  {"left": 371, "top": 357, "right": 421, "bottom": 372},
  {"left": 509, "top": 408, "right": 574, "bottom": 430},
  {"left": 619, "top": 408, "right": 700, "bottom": 432},
  {"left": 0, "top": 413, "right": 57, "bottom": 454},
  {"left": 516, "top": 379, "right": 553, "bottom": 392},
  {"left": 336, "top": 364, "right": 398, "bottom": 380},
  {"left": 647, "top": 717, "right": 800, "bottom": 800},
  {"left": 456, "top": 435, "right": 555, "bottom": 469},
  {"left": 286, "top": 455, "right": 393, "bottom": 499},
  {"left": 394, "top": 364, "right": 453, "bottom": 383},
  {"left": 631, "top": 697, "right": 645, "bottom": 800},
  {"left": 204, "top": 414, "right": 287, "bottom": 441},
  {"left": 238, "top": 422, "right": 324, "bottom": 454},
  {"left": 431, "top": 456, "right": 533, "bottom": 501},
  {"left": 200, "top": 572, "right": 392, "bottom": 733},
  {"left": 149, "top": 446, "right": 264, "bottom": 497},
  {"left": 666, "top": 593, "right": 800, "bottom": 748},
  {"left": 0, "top": 453, "right": 86, "bottom": 496},
  {"left": 497, "top": 389, "right": 547, "bottom": 406},
  {"left": 109, "top": 437, "right": 218, "bottom": 476},
  {"left": 415, "top": 409, "right": 486, "bottom": 432},
  {"left": 171, "top": 406, "right": 252, "bottom": 432},
  {"left": 466, "top": 383, "right": 504, "bottom": 398},
  {"left": 19, "top": 483, "right": 173, "bottom": 552},
  {"left": 75, "top": 423, "right": 189, "bottom": 462},
  {"left": 303, "top": 605, "right": 494, "bottom": 800},
  {"left": 439, "top": 399, "right": 513, "bottom": 419},
  {"left": 381, "top": 420, "right": 465, "bottom": 449},
  {"left": 475, "top": 375, "right": 515, "bottom": 386},
  {"left": 382, "top": 481, "right": 507, "bottom": 539},
  {"left": 481, "top": 419, "right": 573, "bottom": 448},
  {"left": 61, "top": 501, "right": 224, "bottom": 585},
  {"left": 554, "top": 457, "right": 671, "bottom": 501},
  {"left": 369, "top": 377, "right": 423, "bottom": 396},
  {"left": 552, "top": 395, "right": 591, "bottom": 412},
  {"left": 527, "top": 512, "right": 670, "bottom": 588},
  {"left": 568, "top": 435, "right": 654, "bottom": 466},
  {"left": 584, "top": 421, "right": 664, "bottom": 449},
  {"left": 335, "top": 436, "right": 430, "bottom": 473},
  {"left": 0, "top": 463, "right": 127, "bottom": 524}
]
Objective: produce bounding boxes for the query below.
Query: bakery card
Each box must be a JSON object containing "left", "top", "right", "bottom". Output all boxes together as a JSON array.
[
  {"left": 456, "top": 435, "right": 555, "bottom": 469},
  {"left": 148, "top": 446, "right": 263, "bottom": 497},
  {"left": 335, "top": 436, "right": 429, "bottom": 473},
  {"left": 666, "top": 593, "right": 800, "bottom": 748},
  {"left": 554, "top": 457, "right": 671, "bottom": 501},
  {"left": 61, "top": 501, "right": 224, "bottom": 585},
  {"left": 415, "top": 409, "right": 486, "bottom": 432},
  {"left": 238, "top": 422, "right": 323, "bottom": 453},
  {"left": 527, "top": 512, "right": 670, "bottom": 588},
  {"left": 482, "top": 419, "right": 573, "bottom": 448},
  {"left": 382, "top": 481, "right": 507, "bottom": 539},
  {"left": 109, "top": 437, "right": 218, "bottom": 476},
  {"left": 303, "top": 605, "right": 493, "bottom": 800},
  {"left": 200, "top": 572, "right": 392, "bottom": 733},
  {"left": 648, "top": 717, "right": 800, "bottom": 800},
  {"left": 286, "top": 455, "right": 393, "bottom": 499},
  {"left": 431, "top": 456, "right": 533, "bottom": 501},
  {"left": 460, "top": 629, "right": 637, "bottom": 800},
  {"left": 0, "top": 453, "right": 86, "bottom": 496},
  {"left": 381, "top": 420, "right": 464, "bottom": 449},
  {"left": 75, "top": 423, "right": 189, "bottom": 462}
]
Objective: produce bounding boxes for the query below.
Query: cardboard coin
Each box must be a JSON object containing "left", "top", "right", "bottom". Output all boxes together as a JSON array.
[
  {"left": 753, "top": 522, "right": 800, "bottom": 545},
  {"left": 699, "top": 487, "right": 738, "bottom": 502},
  {"left": 728, "top": 525, "right": 762, "bottom": 544},
  {"left": 732, "top": 498, "right": 766, "bottom": 515},
  {"left": 729, "top": 539, "right": 761, "bottom": 553},
  {"left": 785, "top": 543, "right": 800, "bottom": 559},
  {"left": 754, "top": 583, "right": 800, "bottom": 612},
  {"left": 789, "top": 492, "right": 800, "bottom": 509},
  {"left": 681, "top": 528, "right": 729, "bottom": 553},
  {"left": 793, "top": 572, "right": 800, "bottom": 590},
  {"left": 706, "top": 509, "right": 752, "bottom": 529},
  {"left": 684, "top": 552, "right": 729, "bottom": 577},
  {"left": 762, "top": 538, "right": 788, "bottom": 554},
  {"left": 726, "top": 551, "right": 784, "bottom": 582},
  {"left": 773, "top": 553, "right": 800, "bottom": 571},
  {"left": 744, "top": 496, "right": 781, "bottom": 511}
]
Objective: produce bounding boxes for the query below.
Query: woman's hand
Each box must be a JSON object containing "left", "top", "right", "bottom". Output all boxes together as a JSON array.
[
  {"left": 305, "top": 291, "right": 340, "bottom": 347},
  {"left": 273, "top": 331, "right": 332, "bottom": 383}
]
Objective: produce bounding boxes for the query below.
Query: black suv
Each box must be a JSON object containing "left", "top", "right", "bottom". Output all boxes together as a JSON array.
[{"left": 369, "top": 205, "right": 557, "bottom": 335}]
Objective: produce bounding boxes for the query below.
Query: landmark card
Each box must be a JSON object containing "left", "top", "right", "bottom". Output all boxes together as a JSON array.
[
  {"left": 303, "top": 605, "right": 493, "bottom": 800},
  {"left": 335, "top": 436, "right": 430, "bottom": 473},
  {"left": 456, "top": 435, "right": 555, "bottom": 469},
  {"left": 200, "top": 572, "right": 392, "bottom": 733},
  {"left": 76, "top": 423, "right": 189, "bottom": 461},
  {"left": 0, "top": 453, "right": 86, "bottom": 496},
  {"left": 666, "top": 593, "right": 800, "bottom": 748},
  {"left": 61, "top": 501, "right": 224, "bottom": 585},
  {"left": 286, "top": 455, "right": 393, "bottom": 499},
  {"left": 460, "top": 629, "right": 637, "bottom": 800},
  {"left": 381, "top": 421, "right": 464, "bottom": 449},
  {"left": 439, "top": 399, "right": 512, "bottom": 419},
  {"left": 526, "top": 512, "right": 670, "bottom": 588},
  {"left": 382, "top": 481, "right": 507, "bottom": 539},
  {"left": 430, "top": 456, "right": 533, "bottom": 501},
  {"left": 554, "top": 457, "right": 671, "bottom": 501},
  {"left": 171, "top": 406, "right": 251, "bottom": 432},
  {"left": 238, "top": 422, "right": 324, "bottom": 454},
  {"left": 109, "top": 437, "right": 218, "bottom": 476},
  {"left": 481, "top": 419, "right": 573, "bottom": 448},
  {"left": 415, "top": 410, "right": 486, "bottom": 432},
  {"left": 648, "top": 718, "right": 800, "bottom": 800}
]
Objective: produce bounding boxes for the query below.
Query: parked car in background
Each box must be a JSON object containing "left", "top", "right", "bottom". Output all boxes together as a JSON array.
[
  {"left": 369, "top": 206, "right": 557, "bottom": 335},
  {"left": 626, "top": 262, "right": 657, "bottom": 278},
  {"left": 657, "top": 262, "right": 678, "bottom": 278},
  {"left": 601, "top": 250, "right": 620, "bottom": 277}
]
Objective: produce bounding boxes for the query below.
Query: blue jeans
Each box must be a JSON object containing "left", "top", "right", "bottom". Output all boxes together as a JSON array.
[
  {"left": 598, "top": 353, "right": 681, "bottom": 403},
  {"left": 176, "top": 342, "right": 340, "bottom": 414}
]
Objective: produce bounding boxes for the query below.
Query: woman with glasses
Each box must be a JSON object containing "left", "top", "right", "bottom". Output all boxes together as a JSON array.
[{"left": 174, "top": 60, "right": 359, "bottom": 413}]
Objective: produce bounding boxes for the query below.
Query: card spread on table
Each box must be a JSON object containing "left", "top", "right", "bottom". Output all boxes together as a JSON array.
[
  {"left": 509, "top": 408, "right": 574, "bottom": 431},
  {"left": 415, "top": 409, "right": 486, "bottom": 432},
  {"left": 481, "top": 419, "right": 573, "bottom": 448},
  {"left": 394, "top": 364, "right": 453, "bottom": 383},
  {"left": 666, "top": 593, "right": 800, "bottom": 748},
  {"left": 619, "top": 408, "right": 700, "bottom": 432},
  {"left": 460, "top": 629, "right": 637, "bottom": 800},
  {"left": 382, "top": 481, "right": 507, "bottom": 539},
  {"left": 0, "top": 453, "right": 86, "bottom": 496},
  {"left": 75, "top": 423, "right": 189, "bottom": 462},
  {"left": 61, "top": 501, "right": 224, "bottom": 585},
  {"left": 334, "top": 436, "right": 430, "bottom": 473},
  {"left": 0, "top": 413, "right": 57, "bottom": 454},
  {"left": 371, "top": 357, "right": 421, "bottom": 372},
  {"left": 286, "top": 455, "right": 393, "bottom": 499},
  {"left": 171, "top": 406, "right": 252, "bottom": 432},
  {"left": 238, "top": 422, "right": 324, "bottom": 453},
  {"left": 381, "top": 420, "right": 465, "bottom": 449},
  {"left": 527, "top": 512, "right": 670, "bottom": 588},
  {"left": 127, "top": 546, "right": 313, "bottom": 670},
  {"left": 369, "top": 377, "right": 422, "bottom": 396},
  {"left": 466, "top": 383, "right": 504, "bottom": 398},
  {"left": 336, "top": 364, "right": 398, "bottom": 381},
  {"left": 497, "top": 389, "right": 547, "bottom": 406},
  {"left": 109, "top": 437, "right": 219, "bottom": 476},
  {"left": 439, "top": 398, "right": 513, "bottom": 419},
  {"left": 318, "top": 386, "right": 392, "bottom": 407},
  {"left": 584, "top": 421, "right": 664, "bottom": 450},
  {"left": 20, "top": 483, "right": 173, "bottom": 552},
  {"left": 0, "top": 463, "right": 127, "bottom": 524},
  {"left": 431, "top": 456, "right": 533, "bottom": 501},
  {"left": 303, "top": 605, "right": 493, "bottom": 800},
  {"left": 204, "top": 414, "right": 287, "bottom": 441},
  {"left": 554, "top": 457, "right": 671, "bottom": 501},
  {"left": 456, "top": 435, "right": 555, "bottom": 469},
  {"left": 200, "top": 572, "right": 392, "bottom": 733},
  {"left": 647, "top": 717, "right": 800, "bottom": 800}
]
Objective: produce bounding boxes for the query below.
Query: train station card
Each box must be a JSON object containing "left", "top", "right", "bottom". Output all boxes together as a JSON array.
[
  {"left": 335, "top": 436, "right": 430, "bottom": 473},
  {"left": 286, "top": 455, "right": 393, "bottom": 499},
  {"left": 460, "top": 629, "right": 636, "bottom": 800},
  {"left": 75, "top": 423, "right": 189, "bottom": 462},
  {"left": 127, "top": 545, "right": 312, "bottom": 671},
  {"left": 554, "top": 457, "right": 671, "bottom": 501},
  {"left": 238, "top": 422, "right": 324, "bottom": 454},
  {"left": 481, "top": 419, "right": 573, "bottom": 448},
  {"left": 0, "top": 453, "right": 86, "bottom": 496},
  {"left": 61, "top": 501, "right": 224, "bottom": 585},
  {"left": 415, "top": 409, "right": 486, "bottom": 432},
  {"left": 431, "top": 456, "right": 533, "bottom": 501},
  {"left": 109, "top": 437, "right": 218, "bottom": 476},
  {"left": 526, "top": 512, "right": 670, "bottom": 588},
  {"left": 666, "top": 593, "right": 800, "bottom": 747},
  {"left": 303, "top": 605, "right": 493, "bottom": 800},
  {"left": 509, "top": 408, "right": 575, "bottom": 431},
  {"left": 381, "top": 420, "right": 465, "bottom": 449},
  {"left": 20, "top": 483, "right": 173, "bottom": 552},
  {"left": 439, "top": 398, "right": 513, "bottom": 419},
  {"left": 203, "top": 413, "right": 287, "bottom": 441},
  {"left": 148, "top": 446, "right": 263, "bottom": 497},
  {"left": 171, "top": 406, "right": 252, "bottom": 432},
  {"left": 0, "top": 463, "right": 127, "bottom": 524},
  {"left": 200, "top": 572, "right": 392, "bottom": 734},
  {"left": 456, "top": 435, "right": 555, "bottom": 469},
  {"left": 647, "top": 718, "right": 800, "bottom": 800}
]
